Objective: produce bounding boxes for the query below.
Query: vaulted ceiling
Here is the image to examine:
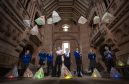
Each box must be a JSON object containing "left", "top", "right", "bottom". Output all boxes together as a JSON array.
[{"left": 41, "top": 0, "right": 93, "bottom": 22}]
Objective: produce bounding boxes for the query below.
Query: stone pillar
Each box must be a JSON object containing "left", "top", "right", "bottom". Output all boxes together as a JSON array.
[
  {"left": 79, "top": 23, "right": 91, "bottom": 70},
  {"left": 43, "top": 24, "right": 53, "bottom": 53}
]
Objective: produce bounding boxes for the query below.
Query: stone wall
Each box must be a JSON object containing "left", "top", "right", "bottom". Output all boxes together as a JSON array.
[
  {"left": 0, "top": 0, "right": 44, "bottom": 67},
  {"left": 88, "top": 0, "right": 129, "bottom": 68}
]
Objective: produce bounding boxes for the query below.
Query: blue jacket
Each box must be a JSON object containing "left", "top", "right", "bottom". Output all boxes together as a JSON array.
[
  {"left": 47, "top": 54, "right": 53, "bottom": 62},
  {"left": 39, "top": 52, "right": 47, "bottom": 61},
  {"left": 74, "top": 51, "right": 81, "bottom": 59},
  {"left": 22, "top": 53, "right": 31, "bottom": 65},
  {"left": 88, "top": 53, "right": 96, "bottom": 60}
]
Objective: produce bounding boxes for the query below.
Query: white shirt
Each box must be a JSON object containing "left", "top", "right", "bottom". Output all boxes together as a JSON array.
[
  {"left": 56, "top": 50, "right": 63, "bottom": 55},
  {"left": 65, "top": 52, "right": 70, "bottom": 57}
]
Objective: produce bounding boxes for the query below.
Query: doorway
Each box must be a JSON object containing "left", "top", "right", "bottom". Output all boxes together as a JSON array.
[{"left": 62, "top": 41, "right": 70, "bottom": 53}]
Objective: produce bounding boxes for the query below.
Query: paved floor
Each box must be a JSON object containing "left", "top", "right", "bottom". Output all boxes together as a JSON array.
[{"left": 0, "top": 77, "right": 129, "bottom": 84}]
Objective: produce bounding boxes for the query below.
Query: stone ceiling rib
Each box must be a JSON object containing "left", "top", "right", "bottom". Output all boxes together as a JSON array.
[{"left": 42, "top": 0, "right": 91, "bottom": 22}]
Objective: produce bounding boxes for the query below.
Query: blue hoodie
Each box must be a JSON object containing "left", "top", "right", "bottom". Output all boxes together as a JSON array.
[
  {"left": 22, "top": 53, "right": 31, "bottom": 65},
  {"left": 74, "top": 51, "right": 81, "bottom": 59},
  {"left": 88, "top": 52, "right": 96, "bottom": 60},
  {"left": 47, "top": 54, "right": 53, "bottom": 62},
  {"left": 39, "top": 52, "right": 47, "bottom": 61}
]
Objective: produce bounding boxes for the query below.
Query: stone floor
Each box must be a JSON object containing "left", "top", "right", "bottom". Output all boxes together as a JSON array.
[{"left": 0, "top": 77, "right": 129, "bottom": 84}]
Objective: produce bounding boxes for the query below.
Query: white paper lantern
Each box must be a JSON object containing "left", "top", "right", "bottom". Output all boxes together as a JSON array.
[
  {"left": 30, "top": 25, "right": 39, "bottom": 35},
  {"left": 91, "top": 68, "right": 101, "bottom": 78},
  {"left": 52, "top": 11, "right": 61, "bottom": 23},
  {"left": 47, "top": 18, "right": 53, "bottom": 24},
  {"left": 78, "top": 16, "right": 87, "bottom": 24},
  {"left": 23, "top": 20, "right": 31, "bottom": 27},
  {"left": 35, "top": 16, "right": 45, "bottom": 25},
  {"left": 102, "top": 12, "right": 114, "bottom": 24},
  {"left": 110, "top": 67, "right": 121, "bottom": 78},
  {"left": 23, "top": 67, "right": 33, "bottom": 77},
  {"left": 5, "top": 66, "right": 19, "bottom": 78},
  {"left": 93, "top": 16, "right": 100, "bottom": 24},
  {"left": 61, "top": 64, "right": 72, "bottom": 79},
  {"left": 33, "top": 67, "right": 44, "bottom": 79}
]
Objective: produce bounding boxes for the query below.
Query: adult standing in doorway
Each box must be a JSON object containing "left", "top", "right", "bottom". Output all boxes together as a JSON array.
[
  {"left": 64, "top": 48, "right": 71, "bottom": 71},
  {"left": 55, "top": 47, "right": 63, "bottom": 77},
  {"left": 74, "top": 48, "right": 82, "bottom": 77}
]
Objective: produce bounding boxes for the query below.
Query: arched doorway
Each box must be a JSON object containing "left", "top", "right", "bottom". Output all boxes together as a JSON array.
[{"left": 99, "top": 44, "right": 111, "bottom": 62}]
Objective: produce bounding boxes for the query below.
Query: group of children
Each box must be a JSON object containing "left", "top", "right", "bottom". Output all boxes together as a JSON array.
[{"left": 20, "top": 46, "right": 115, "bottom": 77}]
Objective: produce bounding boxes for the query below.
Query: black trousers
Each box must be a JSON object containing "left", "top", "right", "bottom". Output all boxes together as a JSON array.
[
  {"left": 89, "top": 60, "right": 96, "bottom": 73},
  {"left": 47, "top": 61, "right": 53, "bottom": 75},
  {"left": 55, "top": 55, "right": 62, "bottom": 77},
  {"left": 39, "top": 59, "right": 45, "bottom": 66},
  {"left": 64, "top": 57, "right": 71, "bottom": 71},
  {"left": 105, "top": 59, "right": 114, "bottom": 72},
  {"left": 21, "top": 63, "right": 29, "bottom": 76},
  {"left": 75, "top": 58, "right": 82, "bottom": 77}
]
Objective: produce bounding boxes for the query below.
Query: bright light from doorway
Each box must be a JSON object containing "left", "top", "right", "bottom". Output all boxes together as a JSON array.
[{"left": 62, "top": 42, "right": 70, "bottom": 53}]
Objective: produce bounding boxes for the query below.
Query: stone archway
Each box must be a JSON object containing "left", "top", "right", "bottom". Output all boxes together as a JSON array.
[{"left": 53, "top": 35, "right": 79, "bottom": 70}]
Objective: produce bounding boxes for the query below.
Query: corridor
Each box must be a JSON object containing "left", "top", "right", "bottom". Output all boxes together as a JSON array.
[{"left": 0, "top": 0, "right": 129, "bottom": 83}]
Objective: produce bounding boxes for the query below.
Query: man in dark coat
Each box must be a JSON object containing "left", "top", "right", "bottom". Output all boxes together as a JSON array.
[
  {"left": 64, "top": 48, "right": 71, "bottom": 71},
  {"left": 104, "top": 46, "right": 114, "bottom": 72}
]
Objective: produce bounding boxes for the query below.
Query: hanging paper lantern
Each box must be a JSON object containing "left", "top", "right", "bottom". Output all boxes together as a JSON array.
[
  {"left": 35, "top": 16, "right": 45, "bottom": 25},
  {"left": 117, "top": 60, "right": 125, "bottom": 66},
  {"left": 23, "top": 20, "right": 31, "bottom": 27},
  {"left": 47, "top": 18, "right": 53, "bottom": 24},
  {"left": 91, "top": 68, "right": 101, "bottom": 78},
  {"left": 23, "top": 67, "right": 33, "bottom": 77},
  {"left": 5, "top": 66, "right": 19, "bottom": 79},
  {"left": 93, "top": 16, "right": 100, "bottom": 24},
  {"left": 78, "top": 16, "right": 87, "bottom": 24},
  {"left": 102, "top": 12, "right": 114, "bottom": 24},
  {"left": 30, "top": 25, "right": 39, "bottom": 35},
  {"left": 33, "top": 67, "right": 44, "bottom": 79},
  {"left": 61, "top": 64, "right": 72, "bottom": 79},
  {"left": 110, "top": 67, "right": 121, "bottom": 80},
  {"left": 127, "top": 57, "right": 129, "bottom": 65},
  {"left": 52, "top": 11, "right": 61, "bottom": 23}
]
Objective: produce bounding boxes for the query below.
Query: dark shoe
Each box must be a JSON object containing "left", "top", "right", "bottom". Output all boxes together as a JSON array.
[{"left": 78, "top": 74, "right": 82, "bottom": 77}]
